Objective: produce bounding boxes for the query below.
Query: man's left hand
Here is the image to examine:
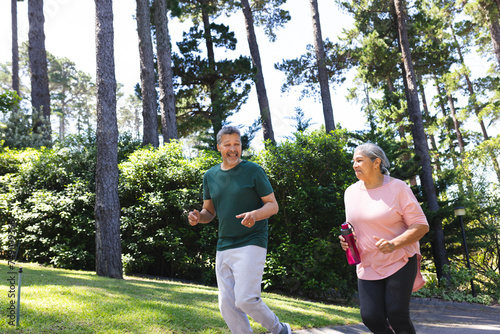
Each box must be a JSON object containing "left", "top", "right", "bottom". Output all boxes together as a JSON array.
[{"left": 236, "top": 212, "right": 256, "bottom": 228}]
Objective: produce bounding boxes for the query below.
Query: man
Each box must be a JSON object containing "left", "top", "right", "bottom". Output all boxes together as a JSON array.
[{"left": 188, "top": 126, "right": 291, "bottom": 334}]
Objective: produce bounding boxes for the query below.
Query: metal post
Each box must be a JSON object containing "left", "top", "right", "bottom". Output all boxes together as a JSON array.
[
  {"left": 458, "top": 216, "right": 476, "bottom": 297},
  {"left": 16, "top": 267, "right": 22, "bottom": 327},
  {"left": 454, "top": 206, "right": 476, "bottom": 297}
]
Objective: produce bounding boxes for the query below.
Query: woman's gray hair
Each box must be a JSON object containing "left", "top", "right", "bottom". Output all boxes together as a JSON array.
[
  {"left": 216, "top": 126, "right": 241, "bottom": 145},
  {"left": 355, "top": 143, "right": 391, "bottom": 175}
]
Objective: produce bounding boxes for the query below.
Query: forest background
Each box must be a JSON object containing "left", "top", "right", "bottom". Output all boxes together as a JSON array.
[
  {"left": 0, "top": 0, "right": 499, "bottom": 305},
  {"left": 0, "top": 0, "right": 367, "bottom": 145}
]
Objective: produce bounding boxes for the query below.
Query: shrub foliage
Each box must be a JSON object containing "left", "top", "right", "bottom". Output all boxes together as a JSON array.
[
  {"left": 0, "top": 130, "right": 361, "bottom": 298},
  {"left": 255, "top": 130, "right": 358, "bottom": 298},
  {"left": 3, "top": 130, "right": 497, "bottom": 302}
]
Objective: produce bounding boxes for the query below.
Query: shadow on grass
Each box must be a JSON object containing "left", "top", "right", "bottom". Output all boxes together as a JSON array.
[{"left": 0, "top": 261, "right": 360, "bottom": 333}]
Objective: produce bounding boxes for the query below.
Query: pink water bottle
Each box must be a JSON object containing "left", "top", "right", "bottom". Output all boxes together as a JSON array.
[{"left": 341, "top": 222, "right": 361, "bottom": 265}]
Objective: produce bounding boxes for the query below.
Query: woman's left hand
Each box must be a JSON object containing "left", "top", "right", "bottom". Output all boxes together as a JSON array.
[
  {"left": 373, "top": 236, "right": 396, "bottom": 254},
  {"left": 373, "top": 224, "right": 429, "bottom": 254}
]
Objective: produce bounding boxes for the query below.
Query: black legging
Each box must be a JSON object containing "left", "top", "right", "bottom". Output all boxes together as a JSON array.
[{"left": 357, "top": 255, "right": 417, "bottom": 334}]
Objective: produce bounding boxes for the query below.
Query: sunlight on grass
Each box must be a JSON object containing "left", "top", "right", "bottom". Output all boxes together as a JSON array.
[{"left": 0, "top": 261, "right": 361, "bottom": 333}]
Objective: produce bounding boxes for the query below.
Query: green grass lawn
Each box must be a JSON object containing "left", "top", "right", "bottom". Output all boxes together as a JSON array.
[{"left": 0, "top": 261, "right": 361, "bottom": 333}]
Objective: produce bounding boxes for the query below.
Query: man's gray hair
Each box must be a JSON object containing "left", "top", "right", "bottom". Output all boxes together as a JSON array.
[
  {"left": 355, "top": 143, "right": 391, "bottom": 175},
  {"left": 216, "top": 126, "right": 241, "bottom": 145}
]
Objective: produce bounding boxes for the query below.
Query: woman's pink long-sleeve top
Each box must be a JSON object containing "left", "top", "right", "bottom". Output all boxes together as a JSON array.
[{"left": 344, "top": 175, "right": 428, "bottom": 292}]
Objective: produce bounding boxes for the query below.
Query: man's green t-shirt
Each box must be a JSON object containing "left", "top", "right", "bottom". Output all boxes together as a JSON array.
[{"left": 203, "top": 160, "right": 274, "bottom": 251}]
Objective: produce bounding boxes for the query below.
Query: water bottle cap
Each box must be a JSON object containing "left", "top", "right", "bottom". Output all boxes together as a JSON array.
[{"left": 341, "top": 222, "right": 349, "bottom": 230}]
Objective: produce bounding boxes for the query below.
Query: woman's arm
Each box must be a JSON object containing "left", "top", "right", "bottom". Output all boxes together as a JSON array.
[{"left": 373, "top": 224, "right": 429, "bottom": 254}]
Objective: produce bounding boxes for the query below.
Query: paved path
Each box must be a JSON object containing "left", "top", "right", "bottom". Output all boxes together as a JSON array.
[{"left": 292, "top": 298, "right": 500, "bottom": 334}]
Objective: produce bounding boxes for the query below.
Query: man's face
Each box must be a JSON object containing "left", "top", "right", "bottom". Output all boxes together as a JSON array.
[{"left": 217, "top": 133, "right": 242, "bottom": 167}]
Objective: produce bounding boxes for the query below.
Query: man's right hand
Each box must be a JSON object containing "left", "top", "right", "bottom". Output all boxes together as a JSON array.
[{"left": 188, "top": 209, "right": 201, "bottom": 226}]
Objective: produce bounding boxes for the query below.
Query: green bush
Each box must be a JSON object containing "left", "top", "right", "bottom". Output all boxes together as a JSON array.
[
  {"left": 119, "top": 142, "right": 220, "bottom": 284},
  {"left": 0, "top": 133, "right": 140, "bottom": 270},
  {"left": 0, "top": 148, "right": 96, "bottom": 269},
  {"left": 0, "top": 130, "right": 361, "bottom": 299},
  {"left": 11, "top": 130, "right": 497, "bottom": 305},
  {"left": 255, "top": 130, "right": 359, "bottom": 299},
  {"left": 414, "top": 264, "right": 495, "bottom": 305},
  {"left": 118, "top": 131, "right": 362, "bottom": 297}
]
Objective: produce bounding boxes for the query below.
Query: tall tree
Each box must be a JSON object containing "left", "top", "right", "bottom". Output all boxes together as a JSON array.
[
  {"left": 48, "top": 55, "right": 77, "bottom": 141},
  {"left": 200, "top": 0, "right": 224, "bottom": 139},
  {"left": 47, "top": 54, "right": 97, "bottom": 140},
  {"left": 136, "top": 0, "right": 159, "bottom": 147},
  {"left": 173, "top": 0, "right": 253, "bottom": 146},
  {"left": 94, "top": 0, "right": 122, "bottom": 279},
  {"left": 481, "top": 0, "right": 500, "bottom": 67},
  {"left": 72, "top": 71, "right": 97, "bottom": 135},
  {"left": 240, "top": 0, "right": 275, "bottom": 143},
  {"left": 446, "top": 3, "right": 500, "bottom": 182},
  {"left": 309, "top": 0, "right": 335, "bottom": 133},
  {"left": 153, "top": 0, "right": 178, "bottom": 143},
  {"left": 418, "top": 78, "right": 441, "bottom": 172},
  {"left": 11, "top": 0, "right": 20, "bottom": 96},
  {"left": 465, "top": 0, "right": 500, "bottom": 67},
  {"left": 118, "top": 94, "right": 142, "bottom": 138},
  {"left": 393, "top": 0, "right": 449, "bottom": 280},
  {"left": 28, "top": 0, "right": 51, "bottom": 145},
  {"left": 455, "top": 56, "right": 500, "bottom": 184}
]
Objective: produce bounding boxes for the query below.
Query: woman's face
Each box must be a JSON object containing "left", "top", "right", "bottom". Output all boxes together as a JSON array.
[{"left": 352, "top": 151, "right": 381, "bottom": 181}]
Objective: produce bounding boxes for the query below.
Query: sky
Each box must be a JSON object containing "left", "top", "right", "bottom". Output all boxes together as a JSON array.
[
  {"left": 0, "top": 0, "right": 366, "bottom": 147},
  {"left": 0, "top": 0, "right": 497, "bottom": 148}
]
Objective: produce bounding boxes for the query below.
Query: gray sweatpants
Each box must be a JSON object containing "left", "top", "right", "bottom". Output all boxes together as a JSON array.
[{"left": 216, "top": 245, "right": 282, "bottom": 334}]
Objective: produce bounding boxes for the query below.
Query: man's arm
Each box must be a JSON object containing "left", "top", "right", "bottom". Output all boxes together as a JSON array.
[
  {"left": 188, "top": 199, "right": 216, "bottom": 226},
  {"left": 236, "top": 192, "right": 279, "bottom": 228}
]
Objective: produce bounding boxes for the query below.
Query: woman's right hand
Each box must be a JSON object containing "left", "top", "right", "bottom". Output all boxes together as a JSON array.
[{"left": 339, "top": 235, "right": 348, "bottom": 251}]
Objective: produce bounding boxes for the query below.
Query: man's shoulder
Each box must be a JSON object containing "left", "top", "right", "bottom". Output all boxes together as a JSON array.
[
  {"left": 240, "top": 160, "right": 262, "bottom": 170},
  {"left": 204, "top": 164, "right": 221, "bottom": 176}
]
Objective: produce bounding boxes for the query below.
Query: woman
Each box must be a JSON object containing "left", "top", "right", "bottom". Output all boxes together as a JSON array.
[{"left": 339, "top": 143, "right": 429, "bottom": 334}]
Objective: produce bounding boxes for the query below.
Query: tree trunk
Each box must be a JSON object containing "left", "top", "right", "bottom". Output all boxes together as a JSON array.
[
  {"left": 309, "top": 0, "right": 335, "bottom": 133},
  {"left": 489, "top": 19, "right": 500, "bottom": 71},
  {"left": 200, "top": 2, "right": 222, "bottom": 144},
  {"left": 393, "top": 0, "right": 449, "bottom": 281},
  {"left": 59, "top": 102, "right": 66, "bottom": 141},
  {"left": 418, "top": 79, "right": 441, "bottom": 172},
  {"left": 11, "top": 0, "right": 20, "bottom": 96},
  {"left": 94, "top": 0, "right": 123, "bottom": 279},
  {"left": 241, "top": 0, "right": 275, "bottom": 144},
  {"left": 136, "top": 0, "right": 159, "bottom": 147},
  {"left": 28, "top": 0, "right": 51, "bottom": 145},
  {"left": 480, "top": 1, "right": 500, "bottom": 67},
  {"left": 447, "top": 94, "right": 465, "bottom": 155},
  {"left": 446, "top": 91, "right": 475, "bottom": 194},
  {"left": 153, "top": 0, "right": 178, "bottom": 144},
  {"left": 434, "top": 75, "right": 463, "bottom": 195}
]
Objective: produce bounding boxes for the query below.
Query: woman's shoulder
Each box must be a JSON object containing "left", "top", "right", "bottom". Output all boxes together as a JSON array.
[
  {"left": 345, "top": 180, "right": 363, "bottom": 193},
  {"left": 387, "top": 177, "right": 411, "bottom": 189},
  {"left": 386, "top": 177, "right": 418, "bottom": 198}
]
